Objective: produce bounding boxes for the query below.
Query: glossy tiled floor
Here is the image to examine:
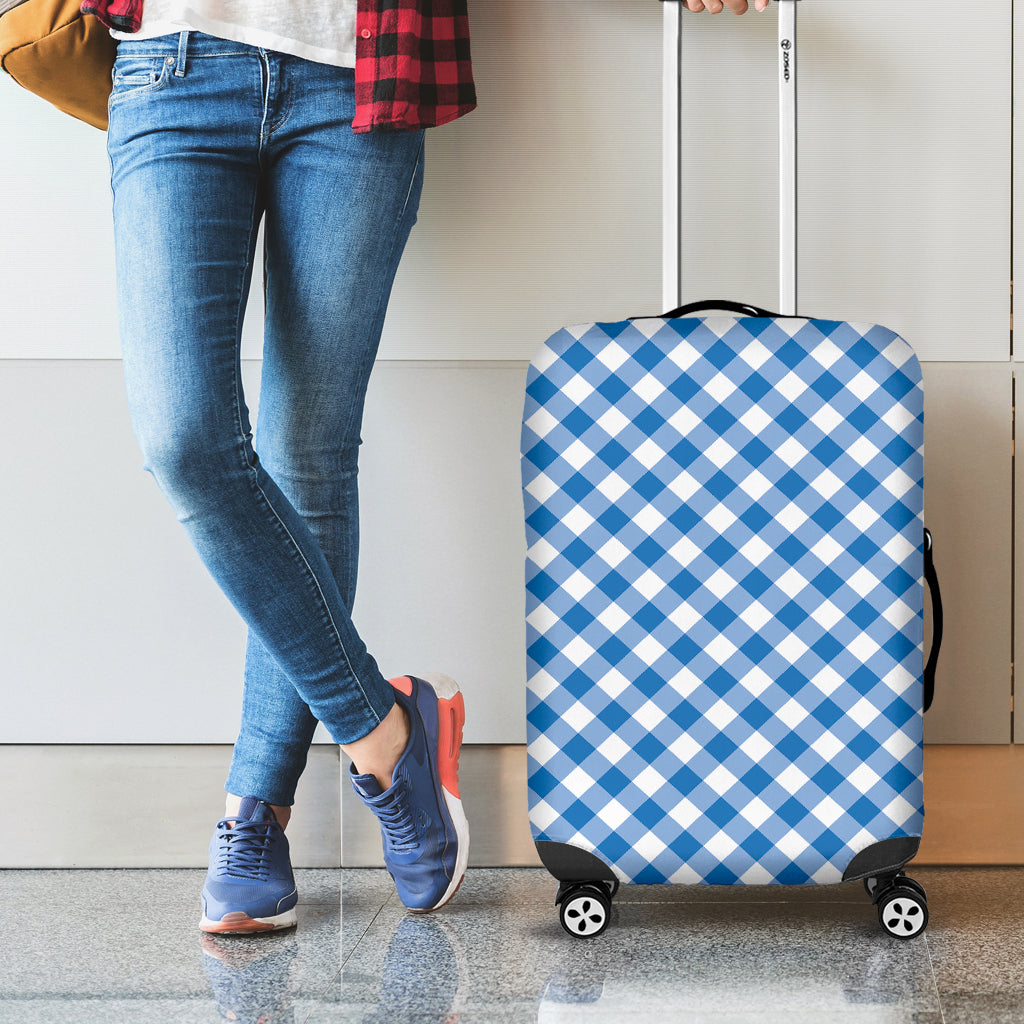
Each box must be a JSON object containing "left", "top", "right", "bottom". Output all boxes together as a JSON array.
[{"left": 0, "top": 867, "right": 1021, "bottom": 1023}]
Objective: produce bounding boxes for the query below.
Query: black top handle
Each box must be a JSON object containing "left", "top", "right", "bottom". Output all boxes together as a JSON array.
[{"left": 630, "top": 300, "right": 793, "bottom": 321}]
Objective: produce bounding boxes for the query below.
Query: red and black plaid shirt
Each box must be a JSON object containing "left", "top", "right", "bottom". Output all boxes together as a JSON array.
[{"left": 79, "top": 0, "right": 476, "bottom": 133}]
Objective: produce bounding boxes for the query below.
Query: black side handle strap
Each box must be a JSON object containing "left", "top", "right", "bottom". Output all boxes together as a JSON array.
[
  {"left": 923, "top": 528, "right": 942, "bottom": 713},
  {"left": 629, "top": 300, "right": 791, "bottom": 321}
]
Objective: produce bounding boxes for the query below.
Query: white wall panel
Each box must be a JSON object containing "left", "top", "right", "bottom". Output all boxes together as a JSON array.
[
  {"left": 0, "top": 360, "right": 249, "bottom": 742},
  {"left": 0, "top": 360, "right": 528, "bottom": 743},
  {"left": 0, "top": 83, "right": 120, "bottom": 359},
  {"left": 0, "top": 77, "right": 268, "bottom": 361},
  {"left": 355, "top": 362, "right": 529, "bottom": 742},
  {"left": 379, "top": 0, "right": 663, "bottom": 360},
  {"left": 676, "top": 1, "right": 1009, "bottom": 362}
]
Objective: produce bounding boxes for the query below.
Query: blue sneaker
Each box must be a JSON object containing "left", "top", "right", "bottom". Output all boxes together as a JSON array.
[
  {"left": 350, "top": 673, "right": 470, "bottom": 912},
  {"left": 199, "top": 796, "right": 298, "bottom": 934}
]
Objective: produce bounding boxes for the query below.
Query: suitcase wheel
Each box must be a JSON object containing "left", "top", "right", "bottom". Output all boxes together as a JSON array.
[
  {"left": 557, "top": 882, "right": 612, "bottom": 939},
  {"left": 865, "top": 874, "right": 927, "bottom": 902},
  {"left": 873, "top": 877, "right": 929, "bottom": 939}
]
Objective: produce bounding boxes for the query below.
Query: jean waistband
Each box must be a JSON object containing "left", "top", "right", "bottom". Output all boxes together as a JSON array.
[{"left": 114, "top": 30, "right": 267, "bottom": 60}]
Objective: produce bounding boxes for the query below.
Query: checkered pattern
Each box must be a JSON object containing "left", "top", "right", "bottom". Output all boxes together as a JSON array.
[
  {"left": 523, "top": 315, "right": 926, "bottom": 886},
  {"left": 353, "top": 0, "right": 476, "bottom": 133}
]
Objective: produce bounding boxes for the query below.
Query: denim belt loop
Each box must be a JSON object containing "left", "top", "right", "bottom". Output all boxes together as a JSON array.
[{"left": 174, "top": 30, "right": 190, "bottom": 78}]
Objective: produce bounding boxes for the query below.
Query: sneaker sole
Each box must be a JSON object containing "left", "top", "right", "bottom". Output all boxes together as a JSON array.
[
  {"left": 199, "top": 907, "right": 298, "bottom": 934},
  {"left": 417, "top": 672, "right": 471, "bottom": 912}
]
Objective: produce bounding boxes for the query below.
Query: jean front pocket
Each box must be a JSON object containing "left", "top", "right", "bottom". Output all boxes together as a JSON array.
[{"left": 109, "top": 54, "right": 174, "bottom": 104}]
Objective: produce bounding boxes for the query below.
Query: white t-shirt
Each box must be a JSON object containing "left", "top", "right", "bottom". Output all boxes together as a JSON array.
[{"left": 110, "top": 1, "right": 357, "bottom": 69}]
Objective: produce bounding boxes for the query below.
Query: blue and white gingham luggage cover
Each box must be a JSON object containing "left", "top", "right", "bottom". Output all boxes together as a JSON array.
[{"left": 522, "top": 313, "right": 925, "bottom": 886}]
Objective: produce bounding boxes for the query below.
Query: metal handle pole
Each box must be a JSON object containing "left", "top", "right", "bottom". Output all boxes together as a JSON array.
[
  {"left": 663, "top": 1, "right": 682, "bottom": 314},
  {"left": 666, "top": 2, "right": 797, "bottom": 315},
  {"left": 778, "top": 0, "right": 798, "bottom": 316}
]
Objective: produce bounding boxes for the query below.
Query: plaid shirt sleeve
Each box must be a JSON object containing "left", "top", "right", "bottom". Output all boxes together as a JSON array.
[
  {"left": 353, "top": 0, "right": 477, "bottom": 134},
  {"left": 79, "top": 0, "right": 143, "bottom": 32}
]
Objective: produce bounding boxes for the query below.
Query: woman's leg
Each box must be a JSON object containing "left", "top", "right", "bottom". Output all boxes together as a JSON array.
[
  {"left": 108, "top": 32, "right": 466, "bottom": 926},
  {"left": 233, "top": 71, "right": 466, "bottom": 912},
  {"left": 108, "top": 34, "right": 397, "bottom": 778},
  {"left": 226, "top": 66, "right": 425, "bottom": 807}
]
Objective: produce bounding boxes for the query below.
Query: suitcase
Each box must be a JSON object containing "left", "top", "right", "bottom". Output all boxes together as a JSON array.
[{"left": 522, "top": 2, "right": 942, "bottom": 940}]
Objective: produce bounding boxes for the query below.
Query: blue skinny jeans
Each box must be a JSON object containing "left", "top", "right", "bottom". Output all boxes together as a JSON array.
[{"left": 107, "top": 31, "right": 424, "bottom": 805}]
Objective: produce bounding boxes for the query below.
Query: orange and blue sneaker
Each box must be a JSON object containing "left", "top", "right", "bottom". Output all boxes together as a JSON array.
[
  {"left": 350, "top": 673, "right": 469, "bottom": 912},
  {"left": 199, "top": 796, "right": 298, "bottom": 934}
]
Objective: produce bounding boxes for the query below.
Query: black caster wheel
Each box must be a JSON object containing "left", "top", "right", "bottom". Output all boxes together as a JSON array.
[
  {"left": 866, "top": 873, "right": 927, "bottom": 903},
  {"left": 877, "top": 886, "right": 928, "bottom": 939},
  {"left": 559, "top": 884, "right": 611, "bottom": 938},
  {"left": 898, "top": 876, "right": 928, "bottom": 902}
]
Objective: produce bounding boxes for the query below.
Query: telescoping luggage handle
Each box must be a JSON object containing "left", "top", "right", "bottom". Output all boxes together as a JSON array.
[{"left": 661, "top": 0, "right": 800, "bottom": 317}]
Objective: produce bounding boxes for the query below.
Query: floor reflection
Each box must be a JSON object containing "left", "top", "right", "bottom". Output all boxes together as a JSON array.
[
  {"left": 351, "top": 915, "right": 467, "bottom": 1023},
  {"left": 336, "top": 911, "right": 472, "bottom": 1023},
  {"left": 200, "top": 931, "right": 299, "bottom": 1023},
  {"left": 0, "top": 868, "right": 1016, "bottom": 1023},
  {"left": 531, "top": 899, "right": 936, "bottom": 1023},
  {"left": 536, "top": 943, "right": 931, "bottom": 1023}
]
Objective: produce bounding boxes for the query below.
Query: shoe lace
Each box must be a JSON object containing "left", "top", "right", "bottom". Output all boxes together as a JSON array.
[
  {"left": 215, "top": 818, "right": 275, "bottom": 880},
  {"left": 373, "top": 783, "right": 421, "bottom": 854}
]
